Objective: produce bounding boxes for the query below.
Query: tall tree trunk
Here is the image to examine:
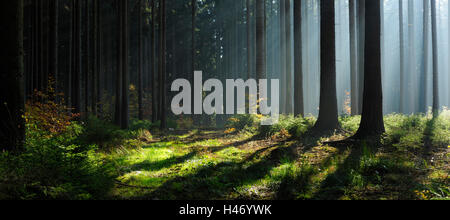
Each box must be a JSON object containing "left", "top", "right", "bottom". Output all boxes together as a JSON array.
[
  {"left": 354, "top": 0, "right": 385, "bottom": 138},
  {"left": 399, "top": 0, "right": 405, "bottom": 113},
  {"left": 357, "top": 0, "right": 365, "bottom": 115},
  {"left": 314, "top": 0, "right": 339, "bottom": 132},
  {"left": 408, "top": 0, "right": 415, "bottom": 113},
  {"left": 72, "top": 0, "right": 82, "bottom": 114},
  {"left": 138, "top": 0, "right": 144, "bottom": 120},
  {"left": 92, "top": 0, "right": 99, "bottom": 115},
  {"left": 279, "top": 0, "right": 286, "bottom": 114},
  {"left": 38, "top": 0, "right": 44, "bottom": 92},
  {"left": 49, "top": 0, "right": 59, "bottom": 97},
  {"left": 247, "top": 0, "right": 251, "bottom": 79},
  {"left": 159, "top": 0, "right": 167, "bottom": 129},
  {"left": 121, "top": 0, "right": 129, "bottom": 129},
  {"left": 0, "top": 0, "right": 25, "bottom": 151},
  {"left": 66, "top": 0, "right": 73, "bottom": 108},
  {"left": 285, "top": 0, "right": 293, "bottom": 114},
  {"left": 151, "top": 0, "right": 157, "bottom": 123},
  {"left": 420, "top": 0, "right": 429, "bottom": 113},
  {"left": 97, "top": 0, "right": 103, "bottom": 115},
  {"left": 84, "top": 0, "right": 90, "bottom": 114},
  {"left": 191, "top": 0, "right": 197, "bottom": 125},
  {"left": 349, "top": 0, "right": 358, "bottom": 115},
  {"left": 256, "top": 0, "right": 266, "bottom": 81},
  {"left": 115, "top": 0, "right": 123, "bottom": 126},
  {"left": 448, "top": 0, "right": 450, "bottom": 108},
  {"left": 293, "top": 0, "right": 303, "bottom": 117},
  {"left": 430, "top": 0, "right": 439, "bottom": 116}
]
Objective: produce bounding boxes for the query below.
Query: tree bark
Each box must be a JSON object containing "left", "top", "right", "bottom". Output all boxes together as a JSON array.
[
  {"left": 115, "top": 0, "right": 123, "bottom": 127},
  {"left": 285, "top": 0, "right": 293, "bottom": 114},
  {"left": 247, "top": 0, "right": 251, "bottom": 80},
  {"left": 151, "top": 0, "right": 157, "bottom": 123},
  {"left": 293, "top": 0, "right": 303, "bottom": 117},
  {"left": 420, "top": 0, "right": 429, "bottom": 113},
  {"left": 49, "top": 0, "right": 59, "bottom": 97},
  {"left": 84, "top": 0, "right": 90, "bottom": 114},
  {"left": 256, "top": 0, "right": 266, "bottom": 82},
  {"left": 92, "top": 0, "right": 99, "bottom": 115},
  {"left": 314, "top": 0, "right": 339, "bottom": 132},
  {"left": 279, "top": 0, "right": 286, "bottom": 114},
  {"left": 357, "top": 0, "right": 365, "bottom": 115},
  {"left": 121, "top": 0, "right": 129, "bottom": 129},
  {"left": 159, "top": 0, "right": 167, "bottom": 129},
  {"left": 408, "top": 0, "right": 415, "bottom": 113},
  {"left": 399, "top": 0, "right": 405, "bottom": 113},
  {"left": 72, "top": 0, "right": 82, "bottom": 114},
  {"left": 354, "top": 0, "right": 385, "bottom": 138},
  {"left": 349, "top": 0, "right": 358, "bottom": 115},
  {"left": 138, "top": 0, "right": 144, "bottom": 120},
  {"left": 430, "top": 0, "right": 439, "bottom": 116}
]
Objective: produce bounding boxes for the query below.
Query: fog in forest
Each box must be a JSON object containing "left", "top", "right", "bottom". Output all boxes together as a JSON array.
[
  {"left": 22, "top": 0, "right": 450, "bottom": 120},
  {"left": 156, "top": 0, "right": 450, "bottom": 117}
]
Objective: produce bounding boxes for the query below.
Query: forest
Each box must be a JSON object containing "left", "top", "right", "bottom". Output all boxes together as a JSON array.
[{"left": 0, "top": 0, "right": 449, "bottom": 200}]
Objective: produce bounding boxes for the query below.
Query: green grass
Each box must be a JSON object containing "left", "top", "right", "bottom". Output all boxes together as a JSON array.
[
  {"left": 104, "top": 111, "right": 449, "bottom": 200},
  {"left": 1, "top": 111, "right": 449, "bottom": 200}
]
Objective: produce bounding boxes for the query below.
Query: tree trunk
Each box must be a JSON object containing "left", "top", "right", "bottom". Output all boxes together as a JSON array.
[
  {"left": 420, "top": 0, "right": 429, "bottom": 113},
  {"left": 354, "top": 0, "right": 385, "bottom": 138},
  {"left": 408, "top": 0, "right": 415, "bottom": 113},
  {"left": 349, "top": 0, "right": 358, "bottom": 115},
  {"left": 72, "top": 0, "right": 82, "bottom": 114},
  {"left": 285, "top": 0, "right": 293, "bottom": 114},
  {"left": 115, "top": 0, "right": 123, "bottom": 127},
  {"left": 247, "top": 0, "right": 251, "bottom": 79},
  {"left": 399, "top": 0, "right": 405, "bottom": 113},
  {"left": 314, "top": 0, "right": 339, "bottom": 132},
  {"left": 0, "top": 0, "right": 25, "bottom": 151},
  {"left": 357, "top": 0, "right": 365, "bottom": 115},
  {"left": 293, "top": 0, "right": 303, "bottom": 117},
  {"left": 49, "top": 0, "right": 59, "bottom": 97},
  {"left": 159, "top": 0, "right": 167, "bottom": 129},
  {"left": 448, "top": 0, "right": 450, "bottom": 108},
  {"left": 151, "top": 0, "right": 157, "bottom": 123},
  {"left": 121, "top": 0, "right": 129, "bottom": 129},
  {"left": 84, "top": 0, "right": 90, "bottom": 114},
  {"left": 138, "top": 0, "right": 144, "bottom": 120},
  {"left": 256, "top": 0, "right": 266, "bottom": 82},
  {"left": 279, "top": 0, "right": 286, "bottom": 114},
  {"left": 430, "top": 0, "right": 439, "bottom": 116},
  {"left": 92, "top": 0, "right": 98, "bottom": 115}
]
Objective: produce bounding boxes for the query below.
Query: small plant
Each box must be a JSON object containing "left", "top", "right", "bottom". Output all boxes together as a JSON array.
[{"left": 81, "top": 115, "right": 125, "bottom": 149}]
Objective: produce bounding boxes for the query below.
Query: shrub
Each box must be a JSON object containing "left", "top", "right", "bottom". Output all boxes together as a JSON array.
[
  {"left": 339, "top": 115, "right": 361, "bottom": 134},
  {"left": 258, "top": 115, "right": 313, "bottom": 138},
  {"left": 81, "top": 115, "right": 126, "bottom": 149},
  {"left": 226, "top": 114, "right": 259, "bottom": 131},
  {"left": 431, "top": 108, "right": 450, "bottom": 147},
  {"left": 130, "top": 119, "right": 154, "bottom": 131},
  {"left": 0, "top": 120, "right": 113, "bottom": 199}
]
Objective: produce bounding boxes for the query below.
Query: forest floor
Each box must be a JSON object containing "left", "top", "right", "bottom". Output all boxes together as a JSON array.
[
  {"left": 1, "top": 110, "right": 449, "bottom": 200},
  {"left": 104, "top": 121, "right": 449, "bottom": 200}
]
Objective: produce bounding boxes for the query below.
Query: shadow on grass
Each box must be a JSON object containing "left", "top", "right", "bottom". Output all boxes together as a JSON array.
[
  {"left": 130, "top": 151, "right": 199, "bottom": 172},
  {"left": 310, "top": 141, "right": 367, "bottom": 200},
  {"left": 129, "top": 143, "right": 295, "bottom": 200}
]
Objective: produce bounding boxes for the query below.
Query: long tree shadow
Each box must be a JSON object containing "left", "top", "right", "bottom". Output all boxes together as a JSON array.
[
  {"left": 132, "top": 135, "right": 258, "bottom": 174},
  {"left": 310, "top": 141, "right": 366, "bottom": 200},
  {"left": 130, "top": 142, "right": 296, "bottom": 200},
  {"left": 129, "top": 151, "right": 199, "bottom": 172},
  {"left": 274, "top": 147, "right": 341, "bottom": 200},
  {"left": 423, "top": 117, "right": 437, "bottom": 158}
]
